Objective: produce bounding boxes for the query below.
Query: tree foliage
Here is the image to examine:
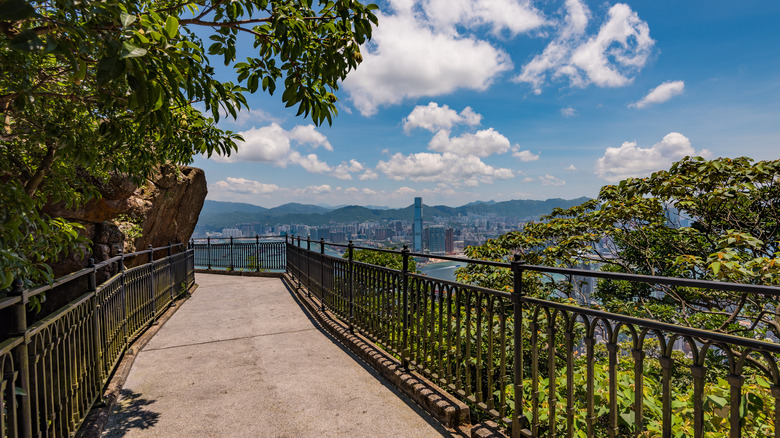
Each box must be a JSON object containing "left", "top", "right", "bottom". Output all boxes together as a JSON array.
[
  {"left": 458, "top": 156, "right": 780, "bottom": 337},
  {"left": 347, "top": 248, "right": 418, "bottom": 273},
  {"left": 0, "top": 0, "right": 377, "bottom": 291}
]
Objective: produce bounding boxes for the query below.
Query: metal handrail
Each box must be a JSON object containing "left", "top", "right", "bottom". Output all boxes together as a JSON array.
[
  {"left": 1, "top": 243, "right": 195, "bottom": 438},
  {"left": 282, "top": 236, "right": 780, "bottom": 438}
]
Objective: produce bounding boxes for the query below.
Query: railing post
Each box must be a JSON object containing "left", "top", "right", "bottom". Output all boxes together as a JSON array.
[
  {"left": 149, "top": 245, "right": 156, "bottom": 324},
  {"left": 348, "top": 240, "right": 354, "bottom": 333},
  {"left": 511, "top": 254, "right": 529, "bottom": 437},
  {"left": 229, "top": 236, "right": 234, "bottom": 271},
  {"left": 306, "top": 237, "right": 311, "bottom": 298},
  {"left": 207, "top": 237, "right": 212, "bottom": 270},
  {"left": 297, "top": 236, "right": 302, "bottom": 290},
  {"left": 119, "top": 250, "right": 128, "bottom": 344},
  {"left": 9, "top": 279, "right": 32, "bottom": 438},
  {"left": 255, "top": 234, "right": 261, "bottom": 272},
  {"left": 168, "top": 242, "right": 175, "bottom": 306},
  {"left": 320, "top": 237, "right": 325, "bottom": 312},
  {"left": 88, "top": 258, "right": 104, "bottom": 385},
  {"left": 401, "top": 245, "right": 410, "bottom": 369}
]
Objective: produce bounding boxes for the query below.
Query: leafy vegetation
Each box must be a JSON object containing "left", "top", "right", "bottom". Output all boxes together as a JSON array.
[
  {"left": 459, "top": 156, "right": 780, "bottom": 336},
  {"left": 452, "top": 156, "right": 780, "bottom": 436},
  {"left": 347, "top": 248, "right": 418, "bottom": 273},
  {"left": 0, "top": 0, "right": 378, "bottom": 291}
]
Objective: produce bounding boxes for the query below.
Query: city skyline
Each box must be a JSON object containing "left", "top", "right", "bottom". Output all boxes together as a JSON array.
[
  {"left": 195, "top": 195, "right": 532, "bottom": 254},
  {"left": 192, "top": 0, "right": 780, "bottom": 208}
]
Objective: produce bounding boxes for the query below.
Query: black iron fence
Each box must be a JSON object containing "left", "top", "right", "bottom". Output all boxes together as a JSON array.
[
  {"left": 1, "top": 243, "right": 195, "bottom": 438},
  {"left": 284, "top": 235, "right": 780, "bottom": 438},
  {"left": 191, "top": 236, "right": 286, "bottom": 271}
]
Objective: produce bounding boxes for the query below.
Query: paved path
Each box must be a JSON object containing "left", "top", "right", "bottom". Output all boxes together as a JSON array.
[{"left": 103, "top": 274, "right": 450, "bottom": 437}]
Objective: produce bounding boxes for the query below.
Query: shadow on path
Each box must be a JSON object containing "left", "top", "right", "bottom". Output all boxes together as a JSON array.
[
  {"left": 102, "top": 389, "right": 161, "bottom": 437},
  {"left": 281, "top": 278, "right": 469, "bottom": 438}
]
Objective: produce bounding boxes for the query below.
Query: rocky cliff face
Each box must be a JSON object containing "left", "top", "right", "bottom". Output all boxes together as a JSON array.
[{"left": 44, "top": 165, "right": 207, "bottom": 279}]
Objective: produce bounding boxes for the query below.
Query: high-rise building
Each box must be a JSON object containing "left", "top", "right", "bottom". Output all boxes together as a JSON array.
[
  {"left": 413, "top": 197, "right": 423, "bottom": 252},
  {"left": 445, "top": 228, "right": 454, "bottom": 253},
  {"left": 428, "top": 225, "right": 446, "bottom": 254}
]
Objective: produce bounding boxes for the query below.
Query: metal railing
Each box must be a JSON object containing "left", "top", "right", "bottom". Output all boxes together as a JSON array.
[
  {"left": 284, "top": 235, "right": 780, "bottom": 438},
  {"left": 1, "top": 243, "right": 195, "bottom": 438},
  {"left": 191, "top": 236, "right": 286, "bottom": 271}
]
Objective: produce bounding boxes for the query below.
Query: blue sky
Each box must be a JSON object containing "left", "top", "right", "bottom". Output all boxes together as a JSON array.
[{"left": 192, "top": 0, "right": 780, "bottom": 208}]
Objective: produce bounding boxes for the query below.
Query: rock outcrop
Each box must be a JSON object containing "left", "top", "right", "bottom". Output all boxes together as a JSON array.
[{"left": 44, "top": 165, "right": 207, "bottom": 278}]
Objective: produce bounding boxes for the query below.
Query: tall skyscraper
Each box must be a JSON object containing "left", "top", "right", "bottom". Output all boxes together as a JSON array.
[{"left": 413, "top": 197, "right": 423, "bottom": 252}]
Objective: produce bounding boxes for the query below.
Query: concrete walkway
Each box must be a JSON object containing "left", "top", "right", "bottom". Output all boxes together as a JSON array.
[{"left": 102, "top": 274, "right": 451, "bottom": 437}]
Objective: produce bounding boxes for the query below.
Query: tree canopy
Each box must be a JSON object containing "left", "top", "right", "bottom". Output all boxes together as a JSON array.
[
  {"left": 458, "top": 156, "right": 780, "bottom": 337},
  {"left": 346, "top": 248, "right": 418, "bottom": 273},
  {"left": 0, "top": 0, "right": 378, "bottom": 291}
]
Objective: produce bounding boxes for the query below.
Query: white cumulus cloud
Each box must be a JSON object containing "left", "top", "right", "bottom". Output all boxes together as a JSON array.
[
  {"left": 539, "top": 174, "right": 566, "bottom": 186},
  {"left": 213, "top": 178, "right": 280, "bottom": 195},
  {"left": 289, "top": 125, "right": 333, "bottom": 150},
  {"left": 376, "top": 152, "right": 513, "bottom": 186},
  {"left": 561, "top": 107, "right": 577, "bottom": 117},
  {"left": 595, "top": 132, "right": 710, "bottom": 182},
  {"left": 331, "top": 160, "right": 366, "bottom": 180},
  {"left": 212, "top": 123, "right": 332, "bottom": 165},
  {"left": 629, "top": 80, "right": 685, "bottom": 109},
  {"left": 212, "top": 123, "right": 292, "bottom": 164},
  {"left": 289, "top": 185, "right": 333, "bottom": 197},
  {"left": 514, "top": 0, "right": 654, "bottom": 93},
  {"left": 307, "top": 185, "right": 332, "bottom": 195},
  {"left": 512, "top": 149, "right": 540, "bottom": 162},
  {"left": 428, "top": 128, "right": 511, "bottom": 157},
  {"left": 288, "top": 151, "right": 332, "bottom": 174},
  {"left": 421, "top": 0, "right": 546, "bottom": 37},
  {"left": 403, "top": 102, "right": 482, "bottom": 133},
  {"left": 359, "top": 169, "right": 379, "bottom": 180},
  {"left": 344, "top": 8, "right": 514, "bottom": 115}
]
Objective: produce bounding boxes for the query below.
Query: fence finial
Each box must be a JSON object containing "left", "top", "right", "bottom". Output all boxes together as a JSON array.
[{"left": 11, "top": 278, "right": 24, "bottom": 296}]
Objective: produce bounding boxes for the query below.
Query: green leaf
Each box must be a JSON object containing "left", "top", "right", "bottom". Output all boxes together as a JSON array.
[
  {"left": 165, "top": 15, "right": 179, "bottom": 39},
  {"left": 120, "top": 12, "right": 137, "bottom": 27},
  {"left": 707, "top": 394, "right": 727, "bottom": 408},
  {"left": 710, "top": 261, "right": 721, "bottom": 275},
  {"left": 15, "top": 386, "right": 27, "bottom": 396},
  {"left": 120, "top": 42, "right": 147, "bottom": 59},
  {"left": 0, "top": 0, "right": 36, "bottom": 20},
  {"left": 96, "top": 56, "right": 125, "bottom": 85},
  {"left": 9, "top": 30, "right": 45, "bottom": 51}
]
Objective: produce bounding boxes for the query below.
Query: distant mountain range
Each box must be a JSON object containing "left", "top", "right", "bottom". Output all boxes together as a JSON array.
[{"left": 197, "top": 197, "right": 590, "bottom": 231}]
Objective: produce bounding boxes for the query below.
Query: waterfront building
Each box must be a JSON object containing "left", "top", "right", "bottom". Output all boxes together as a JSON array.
[{"left": 221, "top": 227, "right": 242, "bottom": 237}]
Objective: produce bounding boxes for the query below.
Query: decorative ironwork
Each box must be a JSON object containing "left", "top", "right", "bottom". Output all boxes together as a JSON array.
[
  {"left": 191, "top": 236, "right": 286, "bottom": 271},
  {"left": 0, "top": 244, "right": 194, "bottom": 438},
  {"left": 284, "top": 237, "right": 780, "bottom": 438}
]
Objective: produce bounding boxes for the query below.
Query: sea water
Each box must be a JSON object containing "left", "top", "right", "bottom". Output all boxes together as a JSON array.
[{"left": 419, "top": 260, "right": 467, "bottom": 282}]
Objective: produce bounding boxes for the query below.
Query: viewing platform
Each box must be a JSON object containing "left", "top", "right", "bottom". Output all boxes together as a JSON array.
[
  {"left": 102, "top": 274, "right": 456, "bottom": 437},
  {"left": 4, "top": 239, "right": 779, "bottom": 438}
]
